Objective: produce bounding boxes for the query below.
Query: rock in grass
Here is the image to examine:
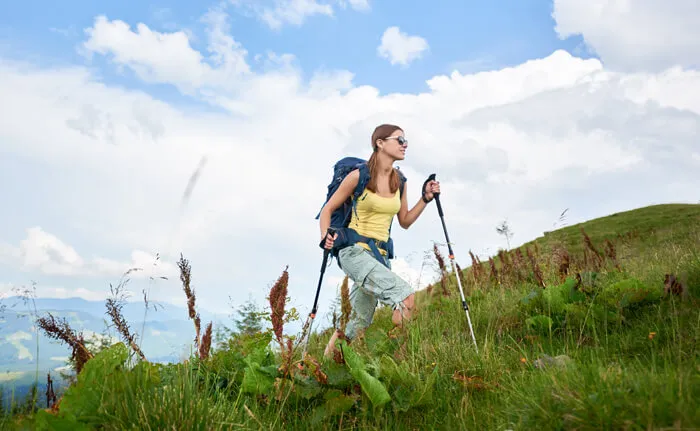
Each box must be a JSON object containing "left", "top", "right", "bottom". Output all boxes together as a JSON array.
[{"left": 533, "top": 354, "right": 572, "bottom": 370}]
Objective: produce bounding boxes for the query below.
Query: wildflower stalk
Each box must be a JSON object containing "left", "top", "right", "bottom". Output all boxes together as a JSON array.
[
  {"left": 178, "top": 254, "right": 212, "bottom": 360},
  {"left": 106, "top": 277, "right": 147, "bottom": 361},
  {"left": 433, "top": 243, "right": 450, "bottom": 296},
  {"left": 339, "top": 275, "right": 351, "bottom": 333}
]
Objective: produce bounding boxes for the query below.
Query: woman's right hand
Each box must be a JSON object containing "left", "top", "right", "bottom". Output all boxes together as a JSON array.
[{"left": 322, "top": 231, "right": 338, "bottom": 249}]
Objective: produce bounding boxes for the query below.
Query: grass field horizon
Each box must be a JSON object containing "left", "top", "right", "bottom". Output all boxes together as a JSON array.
[{"left": 2, "top": 202, "right": 698, "bottom": 430}]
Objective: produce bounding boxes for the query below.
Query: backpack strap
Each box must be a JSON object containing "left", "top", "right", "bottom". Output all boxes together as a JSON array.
[
  {"left": 350, "top": 162, "right": 371, "bottom": 220},
  {"left": 396, "top": 167, "right": 407, "bottom": 198}
]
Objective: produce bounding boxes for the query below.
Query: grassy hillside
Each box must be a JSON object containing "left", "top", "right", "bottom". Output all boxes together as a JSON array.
[
  {"left": 533, "top": 203, "right": 700, "bottom": 255},
  {"left": 2, "top": 203, "right": 698, "bottom": 430},
  {"left": 479, "top": 203, "right": 700, "bottom": 289}
]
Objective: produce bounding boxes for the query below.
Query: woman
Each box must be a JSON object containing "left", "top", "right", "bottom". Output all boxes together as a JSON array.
[{"left": 318, "top": 123, "right": 440, "bottom": 357}]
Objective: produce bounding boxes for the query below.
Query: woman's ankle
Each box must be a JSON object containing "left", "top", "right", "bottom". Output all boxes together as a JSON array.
[{"left": 323, "top": 331, "right": 340, "bottom": 357}]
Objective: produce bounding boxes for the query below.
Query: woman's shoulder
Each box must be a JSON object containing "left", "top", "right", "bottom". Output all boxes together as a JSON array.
[
  {"left": 347, "top": 168, "right": 361, "bottom": 181},
  {"left": 339, "top": 168, "right": 361, "bottom": 189}
]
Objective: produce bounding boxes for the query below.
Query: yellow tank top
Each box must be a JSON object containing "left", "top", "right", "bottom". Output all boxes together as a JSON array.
[{"left": 348, "top": 188, "right": 401, "bottom": 255}]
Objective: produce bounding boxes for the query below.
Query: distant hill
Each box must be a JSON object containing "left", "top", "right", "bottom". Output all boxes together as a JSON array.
[
  {"left": 0, "top": 295, "right": 219, "bottom": 325},
  {"left": 0, "top": 296, "right": 229, "bottom": 390}
]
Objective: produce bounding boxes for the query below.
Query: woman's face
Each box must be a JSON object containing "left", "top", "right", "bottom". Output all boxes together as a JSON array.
[{"left": 378, "top": 129, "right": 408, "bottom": 161}]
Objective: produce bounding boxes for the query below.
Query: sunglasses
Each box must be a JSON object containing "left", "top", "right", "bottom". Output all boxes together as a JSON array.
[{"left": 383, "top": 136, "right": 408, "bottom": 146}]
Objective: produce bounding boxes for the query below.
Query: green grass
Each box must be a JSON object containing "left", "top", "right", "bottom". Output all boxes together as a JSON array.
[
  {"left": 536, "top": 203, "right": 700, "bottom": 251},
  {"left": 4, "top": 203, "right": 700, "bottom": 430}
]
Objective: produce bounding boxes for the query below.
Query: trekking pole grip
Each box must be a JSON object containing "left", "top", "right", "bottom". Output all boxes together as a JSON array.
[
  {"left": 319, "top": 226, "right": 337, "bottom": 252},
  {"left": 427, "top": 174, "right": 444, "bottom": 217},
  {"left": 322, "top": 227, "right": 336, "bottom": 257},
  {"left": 326, "top": 227, "right": 336, "bottom": 245}
]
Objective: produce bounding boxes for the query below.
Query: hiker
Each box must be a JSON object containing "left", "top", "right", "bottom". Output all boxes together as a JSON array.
[{"left": 318, "top": 123, "right": 440, "bottom": 357}]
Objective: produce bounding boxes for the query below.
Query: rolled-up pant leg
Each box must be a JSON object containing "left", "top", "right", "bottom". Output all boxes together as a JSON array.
[{"left": 338, "top": 244, "right": 413, "bottom": 340}]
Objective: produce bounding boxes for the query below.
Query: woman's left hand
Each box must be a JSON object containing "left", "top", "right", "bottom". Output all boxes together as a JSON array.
[{"left": 423, "top": 180, "right": 440, "bottom": 201}]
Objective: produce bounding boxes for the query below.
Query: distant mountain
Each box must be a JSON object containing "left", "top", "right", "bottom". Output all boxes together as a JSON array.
[
  {"left": 0, "top": 296, "right": 230, "bottom": 390},
  {"left": 0, "top": 295, "right": 223, "bottom": 325}
]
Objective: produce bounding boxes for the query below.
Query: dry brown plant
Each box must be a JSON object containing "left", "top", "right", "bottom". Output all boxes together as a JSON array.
[
  {"left": 512, "top": 248, "right": 525, "bottom": 282},
  {"left": 526, "top": 247, "right": 546, "bottom": 288},
  {"left": 268, "top": 266, "right": 297, "bottom": 378},
  {"left": 664, "top": 273, "right": 688, "bottom": 299},
  {"left": 339, "top": 275, "right": 352, "bottom": 333},
  {"left": 581, "top": 228, "right": 604, "bottom": 270},
  {"left": 105, "top": 278, "right": 147, "bottom": 361},
  {"left": 433, "top": 243, "right": 450, "bottom": 296},
  {"left": 269, "top": 265, "right": 290, "bottom": 350},
  {"left": 46, "top": 372, "right": 57, "bottom": 410},
  {"left": 469, "top": 250, "right": 483, "bottom": 283},
  {"left": 552, "top": 244, "right": 571, "bottom": 282},
  {"left": 497, "top": 249, "right": 513, "bottom": 286},
  {"left": 488, "top": 257, "right": 499, "bottom": 286},
  {"left": 177, "top": 254, "right": 213, "bottom": 360},
  {"left": 36, "top": 313, "right": 93, "bottom": 374},
  {"left": 604, "top": 239, "right": 621, "bottom": 271}
]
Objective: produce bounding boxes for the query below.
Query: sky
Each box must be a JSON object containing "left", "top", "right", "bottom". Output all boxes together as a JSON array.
[{"left": 1, "top": 0, "right": 699, "bottom": 332}]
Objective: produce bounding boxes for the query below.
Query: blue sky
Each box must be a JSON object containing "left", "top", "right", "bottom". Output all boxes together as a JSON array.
[
  {"left": 1, "top": 0, "right": 591, "bottom": 98},
  {"left": 0, "top": 0, "right": 698, "bottom": 325}
]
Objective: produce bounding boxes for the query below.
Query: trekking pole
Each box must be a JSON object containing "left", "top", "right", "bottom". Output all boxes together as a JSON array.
[
  {"left": 299, "top": 227, "right": 336, "bottom": 365},
  {"left": 427, "top": 174, "right": 478, "bottom": 352}
]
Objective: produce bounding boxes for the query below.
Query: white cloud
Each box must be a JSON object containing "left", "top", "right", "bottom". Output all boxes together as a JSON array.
[
  {"left": 552, "top": 0, "right": 700, "bottom": 72},
  {"left": 337, "top": 0, "right": 370, "bottom": 12},
  {"left": 233, "top": 0, "right": 334, "bottom": 30},
  {"left": 263, "top": 0, "right": 334, "bottom": 29},
  {"left": 1, "top": 6, "right": 698, "bottom": 325},
  {"left": 0, "top": 227, "right": 177, "bottom": 279},
  {"left": 308, "top": 69, "right": 355, "bottom": 97},
  {"left": 377, "top": 26, "right": 429, "bottom": 67},
  {"left": 150, "top": 329, "right": 176, "bottom": 337},
  {"left": 390, "top": 256, "right": 435, "bottom": 291},
  {"left": 448, "top": 57, "right": 498, "bottom": 75},
  {"left": 82, "top": 11, "right": 250, "bottom": 96},
  {"left": 233, "top": 0, "right": 369, "bottom": 30}
]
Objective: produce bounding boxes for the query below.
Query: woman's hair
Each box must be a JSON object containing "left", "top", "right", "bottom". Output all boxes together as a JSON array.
[{"left": 367, "top": 123, "right": 402, "bottom": 194}]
